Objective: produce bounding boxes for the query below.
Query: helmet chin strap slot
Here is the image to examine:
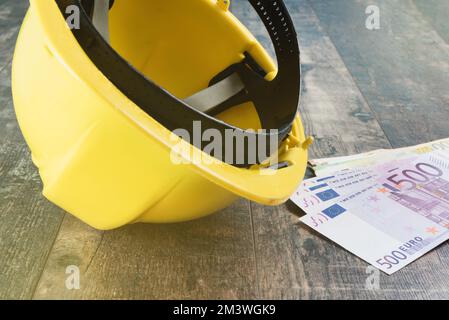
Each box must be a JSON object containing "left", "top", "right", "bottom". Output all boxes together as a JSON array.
[{"left": 184, "top": 52, "right": 271, "bottom": 115}]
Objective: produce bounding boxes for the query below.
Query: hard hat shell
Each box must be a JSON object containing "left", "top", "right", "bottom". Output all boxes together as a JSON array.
[{"left": 12, "top": 0, "right": 310, "bottom": 230}]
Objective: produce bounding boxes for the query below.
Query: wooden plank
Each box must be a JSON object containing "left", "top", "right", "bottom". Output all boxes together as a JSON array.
[
  {"left": 308, "top": 0, "right": 449, "bottom": 147},
  {"left": 260, "top": 287, "right": 449, "bottom": 300},
  {"left": 1, "top": 0, "right": 258, "bottom": 300},
  {"left": 34, "top": 200, "right": 257, "bottom": 299},
  {"left": 0, "top": 0, "right": 29, "bottom": 72},
  {"left": 233, "top": 1, "right": 390, "bottom": 158},
  {"left": 0, "top": 0, "right": 27, "bottom": 122},
  {"left": 2, "top": 0, "right": 448, "bottom": 299},
  {"left": 0, "top": 76, "right": 66, "bottom": 299},
  {"left": 0, "top": 1, "right": 67, "bottom": 299},
  {"left": 308, "top": 0, "right": 449, "bottom": 291},
  {"left": 0, "top": 61, "right": 15, "bottom": 123},
  {"left": 0, "top": 174, "right": 65, "bottom": 299},
  {"left": 235, "top": 0, "right": 449, "bottom": 299},
  {"left": 235, "top": 0, "right": 390, "bottom": 299},
  {"left": 414, "top": 0, "right": 449, "bottom": 45}
]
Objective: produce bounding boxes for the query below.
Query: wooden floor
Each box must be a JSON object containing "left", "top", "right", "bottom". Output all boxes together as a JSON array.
[{"left": 1, "top": 0, "right": 449, "bottom": 300}]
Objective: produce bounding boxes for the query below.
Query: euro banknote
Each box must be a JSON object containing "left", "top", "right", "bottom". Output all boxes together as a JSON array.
[
  {"left": 292, "top": 141, "right": 449, "bottom": 274},
  {"left": 310, "top": 138, "right": 449, "bottom": 177}
]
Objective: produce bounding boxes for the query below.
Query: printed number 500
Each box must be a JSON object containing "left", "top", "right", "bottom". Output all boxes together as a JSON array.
[{"left": 376, "top": 251, "right": 408, "bottom": 269}]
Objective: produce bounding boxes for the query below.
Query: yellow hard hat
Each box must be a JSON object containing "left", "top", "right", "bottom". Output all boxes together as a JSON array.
[{"left": 12, "top": 0, "right": 311, "bottom": 230}]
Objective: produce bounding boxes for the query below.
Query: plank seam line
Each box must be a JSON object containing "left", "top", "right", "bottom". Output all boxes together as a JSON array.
[
  {"left": 85, "top": 231, "right": 105, "bottom": 274},
  {"left": 248, "top": 201, "right": 261, "bottom": 298},
  {"left": 305, "top": 0, "right": 392, "bottom": 149}
]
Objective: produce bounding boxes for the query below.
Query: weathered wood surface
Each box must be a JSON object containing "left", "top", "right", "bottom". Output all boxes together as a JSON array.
[
  {"left": 304, "top": 0, "right": 449, "bottom": 299},
  {"left": 0, "top": 0, "right": 448, "bottom": 300},
  {"left": 308, "top": 0, "right": 449, "bottom": 147},
  {"left": 239, "top": 0, "right": 449, "bottom": 300},
  {"left": 414, "top": 0, "right": 449, "bottom": 45},
  {"left": 34, "top": 201, "right": 258, "bottom": 299}
]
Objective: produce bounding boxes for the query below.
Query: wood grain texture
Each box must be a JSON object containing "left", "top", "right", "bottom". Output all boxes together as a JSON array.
[
  {"left": 0, "top": 0, "right": 448, "bottom": 300},
  {"left": 0, "top": 2, "right": 66, "bottom": 299},
  {"left": 34, "top": 201, "right": 257, "bottom": 299},
  {"left": 414, "top": 0, "right": 449, "bottom": 45},
  {"left": 308, "top": 0, "right": 449, "bottom": 147},
  {"left": 239, "top": 0, "right": 391, "bottom": 299},
  {"left": 307, "top": 0, "right": 449, "bottom": 294},
  {"left": 237, "top": 0, "right": 449, "bottom": 300},
  {"left": 0, "top": 0, "right": 28, "bottom": 72}
]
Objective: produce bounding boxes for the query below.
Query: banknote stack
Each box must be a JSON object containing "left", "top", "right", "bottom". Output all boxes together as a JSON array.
[{"left": 291, "top": 138, "right": 449, "bottom": 274}]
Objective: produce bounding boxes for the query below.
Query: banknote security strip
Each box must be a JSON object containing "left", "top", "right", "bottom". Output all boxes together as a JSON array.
[{"left": 291, "top": 138, "right": 449, "bottom": 275}]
